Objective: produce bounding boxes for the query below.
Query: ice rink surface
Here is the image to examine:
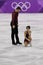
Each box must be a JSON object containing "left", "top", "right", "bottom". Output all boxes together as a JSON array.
[{"left": 0, "top": 14, "right": 43, "bottom": 65}]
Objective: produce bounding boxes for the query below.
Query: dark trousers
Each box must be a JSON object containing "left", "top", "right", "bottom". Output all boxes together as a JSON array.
[{"left": 11, "top": 26, "right": 19, "bottom": 44}]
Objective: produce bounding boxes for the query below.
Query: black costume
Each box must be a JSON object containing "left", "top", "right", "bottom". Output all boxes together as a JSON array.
[
  {"left": 10, "top": 11, "right": 20, "bottom": 45},
  {"left": 24, "top": 31, "right": 30, "bottom": 43}
]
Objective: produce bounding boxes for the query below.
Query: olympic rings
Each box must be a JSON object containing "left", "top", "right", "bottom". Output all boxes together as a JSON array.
[{"left": 11, "top": 2, "right": 31, "bottom": 12}]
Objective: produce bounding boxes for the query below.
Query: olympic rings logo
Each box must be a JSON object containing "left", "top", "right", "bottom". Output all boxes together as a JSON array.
[{"left": 11, "top": 2, "right": 31, "bottom": 12}]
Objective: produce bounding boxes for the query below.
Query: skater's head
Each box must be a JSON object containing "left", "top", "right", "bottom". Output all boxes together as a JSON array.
[
  {"left": 26, "top": 26, "right": 30, "bottom": 31},
  {"left": 15, "top": 7, "right": 21, "bottom": 13}
]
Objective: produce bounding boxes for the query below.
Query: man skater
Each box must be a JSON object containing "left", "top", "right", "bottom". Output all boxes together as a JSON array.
[{"left": 10, "top": 7, "right": 22, "bottom": 45}]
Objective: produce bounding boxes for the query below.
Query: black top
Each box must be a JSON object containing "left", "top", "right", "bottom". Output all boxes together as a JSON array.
[{"left": 11, "top": 11, "right": 19, "bottom": 26}]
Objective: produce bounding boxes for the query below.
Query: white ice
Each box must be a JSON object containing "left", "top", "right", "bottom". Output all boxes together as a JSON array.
[{"left": 0, "top": 14, "right": 43, "bottom": 65}]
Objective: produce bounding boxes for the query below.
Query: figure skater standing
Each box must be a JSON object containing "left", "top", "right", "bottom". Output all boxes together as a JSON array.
[{"left": 10, "top": 7, "right": 22, "bottom": 45}]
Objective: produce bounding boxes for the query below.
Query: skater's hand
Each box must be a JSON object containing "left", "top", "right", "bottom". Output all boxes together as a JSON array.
[
  {"left": 28, "top": 39, "right": 30, "bottom": 42},
  {"left": 13, "top": 25, "right": 15, "bottom": 28},
  {"left": 26, "top": 38, "right": 30, "bottom": 42},
  {"left": 27, "top": 38, "right": 30, "bottom": 42}
]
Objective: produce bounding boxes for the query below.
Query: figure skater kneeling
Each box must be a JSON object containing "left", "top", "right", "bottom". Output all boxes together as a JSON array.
[{"left": 24, "top": 26, "right": 32, "bottom": 47}]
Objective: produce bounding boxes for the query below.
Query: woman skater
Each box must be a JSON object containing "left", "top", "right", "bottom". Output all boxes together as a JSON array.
[{"left": 24, "top": 26, "right": 32, "bottom": 47}]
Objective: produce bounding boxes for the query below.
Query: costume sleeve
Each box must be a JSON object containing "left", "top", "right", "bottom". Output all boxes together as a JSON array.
[{"left": 12, "top": 12, "right": 15, "bottom": 26}]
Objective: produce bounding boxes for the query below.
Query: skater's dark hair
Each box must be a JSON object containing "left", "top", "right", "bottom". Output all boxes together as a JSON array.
[
  {"left": 26, "top": 26, "right": 30, "bottom": 29},
  {"left": 16, "top": 7, "right": 21, "bottom": 10}
]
